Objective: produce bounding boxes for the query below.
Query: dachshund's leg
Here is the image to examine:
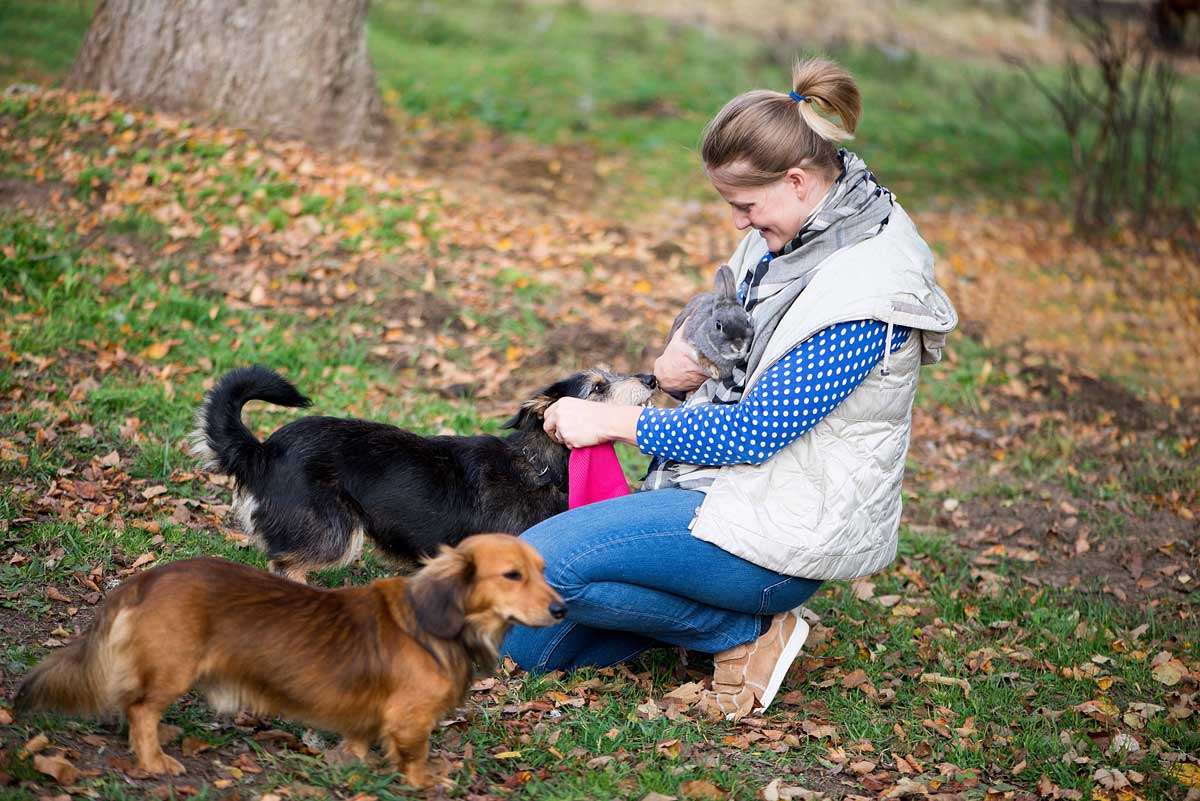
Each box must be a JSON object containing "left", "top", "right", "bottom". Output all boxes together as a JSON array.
[
  {"left": 385, "top": 728, "right": 433, "bottom": 788},
  {"left": 127, "top": 702, "right": 185, "bottom": 775}
]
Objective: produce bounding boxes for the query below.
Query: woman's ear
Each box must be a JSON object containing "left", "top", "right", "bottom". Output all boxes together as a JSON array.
[{"left": 784, "top": 167, "right": 809, "bottom": 199}]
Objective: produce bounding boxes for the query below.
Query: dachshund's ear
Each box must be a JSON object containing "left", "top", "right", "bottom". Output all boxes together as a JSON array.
[{"left": 408, "top": 546, "right": 474, "bottom": 640}]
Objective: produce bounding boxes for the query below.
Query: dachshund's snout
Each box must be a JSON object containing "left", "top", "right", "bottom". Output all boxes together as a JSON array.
[
  {"left": 637, "top": 374, "right": 657, "bottom": 390},
  {"left": 549, "top": 601, "right": 568, "bottom": 620}
]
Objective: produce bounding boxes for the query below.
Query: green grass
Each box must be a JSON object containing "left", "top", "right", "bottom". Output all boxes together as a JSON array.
[
  {"left": 2, "top": 210, "right": 1195, "bottom": 796},
  {"left": 0, "top": 0, "right": 93, "bottom": 84},
  {"left": 4, "top": 0, "right": 1199, "bottom": 212},
  {"left": 2, "top": 7, "right": 1198, "bottom": 799},
  {"left": 366, "top": 0, "right": 1099, "bottom": 206}
]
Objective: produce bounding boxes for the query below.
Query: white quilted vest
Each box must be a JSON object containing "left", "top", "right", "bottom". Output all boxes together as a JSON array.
[{"left": 689, "top": 204, "right": 957, "bottom": 579}]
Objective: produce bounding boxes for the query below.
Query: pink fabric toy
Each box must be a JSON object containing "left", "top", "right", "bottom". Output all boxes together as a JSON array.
[{"left": 568, "top": 443, "right": 630, "bottom": 509}]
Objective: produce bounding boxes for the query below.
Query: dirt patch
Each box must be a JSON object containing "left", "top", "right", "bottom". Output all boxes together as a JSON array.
[
  {"left": 943, "top": 493, "right": 1198, "bottom": 605},
  {"left": 402, "top": 123, "right": 606, "bottom": 213},
  {"left": 921, "top": 204, "right": 1200, "bottom": 400},
  {"left": 1020, "top": 365, "right": 1160, "bottom": 431},
  {"left": 537, "top": 323, "right": 653, "bottom": 374},
  {"left": 909, "top": 358, "right": 1197, "bottom": 610},
  {"left": 0, "top": 178, "right": 71, "bottom": 213}
]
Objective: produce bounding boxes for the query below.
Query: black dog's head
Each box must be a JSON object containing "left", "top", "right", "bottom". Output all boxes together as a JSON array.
[{"left": 501, "top": 367, "right": 657, "bottom": 433}]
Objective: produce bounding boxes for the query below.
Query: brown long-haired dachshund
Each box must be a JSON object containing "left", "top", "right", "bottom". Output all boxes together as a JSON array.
[{"left": 15, "top": 534, "right": 564, "bottom": 787}]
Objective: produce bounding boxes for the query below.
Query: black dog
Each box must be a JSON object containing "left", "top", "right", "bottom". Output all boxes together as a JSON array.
[{"left": 192, "top": 366, "right": 656, "bottom": 582}]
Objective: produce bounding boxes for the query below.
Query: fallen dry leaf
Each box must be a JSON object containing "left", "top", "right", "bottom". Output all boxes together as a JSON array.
[
  {"left": 851, "top": 578, "right": 875, "bottom": 600},
  {"left": 663, "top": 681, "right": 705, "bottom": 703},
  {"left": 23, "top": 733, "right": 50, "bottom": 754},
  {"left": 656, "top": 738, "right": 682, "bottom": 759},
  {"left": 141, "top": 342, "right": 172, "bottom": 360},
  {"left": 761, "top": 779, "right": 826, "bottom": 801},
  {"left": 1166, "top": 763, "right": 1200, "bottom": 788},
  {"left": 841, "top": 669, "right": 870, "bottom": 689},
  {"left": 156, "top": 723, "right": 183, "bottom": 744},
  {"left": 181, "top": 736, "right": 212, "bottom": 757},
  {"left": 680, "top": 779, "right": 725, "bottom": 799},
  {"left": 637, "top": 698, "right": 663, "bottom": 720},
  {"left": 33, "top": 754, "right": 79, "bottom": 786},
  {"left": 919, "top": 672, "right": 971, "bottom": 697},
  {"left": 1150, "top": 652, "right": 1189, "bottom": 686}
]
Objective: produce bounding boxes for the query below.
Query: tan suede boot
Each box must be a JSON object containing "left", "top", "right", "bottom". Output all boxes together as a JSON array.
[{"left": 703, "top": 608, "right": 810, "bottom": 722}]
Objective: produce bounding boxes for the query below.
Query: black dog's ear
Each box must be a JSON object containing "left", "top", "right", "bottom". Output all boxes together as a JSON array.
[
  {"left": 500, "top": 403, "right": 535, "bottom": 431},
  {"left": 501, "top": 388, "right": 560, "bottom": 430},
  {"left": 502, "top": 371, "right": 593, "bottom": 430},
  {"left": 408, "top": 546, "right": 474, "bottom": 640}
]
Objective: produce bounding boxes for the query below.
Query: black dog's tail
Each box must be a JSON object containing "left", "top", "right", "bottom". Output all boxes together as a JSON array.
[{"left": 190, "top": 366, "right": 311, "bottom": 482}]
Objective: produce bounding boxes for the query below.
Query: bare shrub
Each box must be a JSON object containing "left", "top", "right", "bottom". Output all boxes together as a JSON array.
[{"left": 980, "top": 1, "right": 1187, "bottom": 236}]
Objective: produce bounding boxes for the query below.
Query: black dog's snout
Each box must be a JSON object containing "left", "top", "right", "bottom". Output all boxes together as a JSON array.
[
  {"left": 637, "top": 374, "right": 657, "bottom": 390},
  {"left": 549, "top": 601, "right": 568, "bottom": 620}
]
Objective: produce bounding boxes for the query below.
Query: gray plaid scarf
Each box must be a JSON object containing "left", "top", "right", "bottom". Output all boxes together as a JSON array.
[{"left": 642, "top": 150, "right": 894, "bottom": 492}]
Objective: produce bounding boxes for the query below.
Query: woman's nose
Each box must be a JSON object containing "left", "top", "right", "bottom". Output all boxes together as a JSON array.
[{"left": 731, "top": 211, "right": 750, "bottom": 230}]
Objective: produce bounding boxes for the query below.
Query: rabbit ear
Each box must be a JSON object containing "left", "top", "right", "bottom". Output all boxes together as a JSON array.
[{"left": 714, "top": 264, "right": 738, "bottom": 300}]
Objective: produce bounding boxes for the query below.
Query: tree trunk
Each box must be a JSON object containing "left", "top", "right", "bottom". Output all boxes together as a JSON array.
[
  {"left": 68, "top": 0, "right": 392, "bottom": 153},
  {"left": 1029, "top": 0, "right": 1051, "bottom": 35}
]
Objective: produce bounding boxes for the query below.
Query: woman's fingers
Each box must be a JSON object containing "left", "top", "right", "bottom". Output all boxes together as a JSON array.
[
  {"left": 655, "top": 327, "right": 709, "bottom": 394},
  {"left": 543, "top": 401, "right": 562, "bottom": 442},
  {"left": 543, "top": 398, "right": 609, "bottom": 449}
]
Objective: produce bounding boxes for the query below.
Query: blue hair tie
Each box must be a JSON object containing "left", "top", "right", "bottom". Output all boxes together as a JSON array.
[{"left": 789, "top": 91, "right": 810, "bottom": 103}]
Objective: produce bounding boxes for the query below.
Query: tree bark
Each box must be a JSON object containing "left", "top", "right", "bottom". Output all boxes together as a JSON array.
[{"left": 68, "top": 0, "right": 392, "bottom": 153}]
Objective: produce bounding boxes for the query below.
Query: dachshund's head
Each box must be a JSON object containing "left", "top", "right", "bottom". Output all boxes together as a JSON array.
[
  {"left": 406, "top": 534, "right": 565, "bottom": 662},
  {"left": 500, "top": 367, "right": 657, "bottom": 433}
]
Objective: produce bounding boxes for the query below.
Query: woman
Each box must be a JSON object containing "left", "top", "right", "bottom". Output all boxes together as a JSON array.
[{"left": 503, "top": 57, "right": 957, "bottom": 721}]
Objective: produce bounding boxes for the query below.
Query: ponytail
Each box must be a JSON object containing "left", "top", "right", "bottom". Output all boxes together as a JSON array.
[
  {"left": 792, "top": 57, "right": 860, "bottom": 143},
  {"left": 700, "top": 57, "right": 861, "bottom": 187}
]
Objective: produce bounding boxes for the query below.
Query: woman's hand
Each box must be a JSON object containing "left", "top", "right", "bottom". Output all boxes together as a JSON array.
[
  {"left": 654, "top": 324, "right": 711, "bottom": 395},
  {"left": 543, "top": 398, "right": 643, "bottom": 449}
]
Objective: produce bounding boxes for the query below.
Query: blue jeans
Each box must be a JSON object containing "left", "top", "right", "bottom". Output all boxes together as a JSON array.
[{"left": 503, "top": 488, "right": 822, "bottom": 672}]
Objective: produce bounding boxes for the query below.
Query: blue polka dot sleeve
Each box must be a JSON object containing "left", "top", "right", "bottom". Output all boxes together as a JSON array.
[{"left": 636, "top": 320, "right": 910, "bottom": 466}]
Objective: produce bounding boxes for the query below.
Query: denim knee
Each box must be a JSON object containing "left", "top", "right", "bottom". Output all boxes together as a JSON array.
[
  {"left": 503, "top": 622, "right": 569, "bottom": 672},
  {"left": 520, "top": 528, "right": 588, "bottom": 602},
  {"left": 543, "top": 558, "right": 588, "bottom": 604}
]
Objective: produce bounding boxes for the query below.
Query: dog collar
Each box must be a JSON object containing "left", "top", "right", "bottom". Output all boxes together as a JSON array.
[{"left": 521, "top": 445, "right": 551, "bottom": 477}]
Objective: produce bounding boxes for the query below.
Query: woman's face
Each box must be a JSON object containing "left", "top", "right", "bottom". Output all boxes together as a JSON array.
[{"left": 710, "top": 166, "right": 832, "bottom": 254}]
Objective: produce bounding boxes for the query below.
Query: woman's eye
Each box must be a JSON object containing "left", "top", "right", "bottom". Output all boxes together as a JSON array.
[{"left": 503, "top": 570, "right": 522, "bottom": 581}]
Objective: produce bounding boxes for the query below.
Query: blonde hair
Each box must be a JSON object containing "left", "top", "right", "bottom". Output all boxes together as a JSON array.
[{"left": 700, "top": 57, "right": 861, "bottom": 187}]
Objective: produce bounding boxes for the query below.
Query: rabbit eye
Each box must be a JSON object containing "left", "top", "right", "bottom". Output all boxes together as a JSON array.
[{"left": 715, "top": 320, "right": 722, "bottom": 330}]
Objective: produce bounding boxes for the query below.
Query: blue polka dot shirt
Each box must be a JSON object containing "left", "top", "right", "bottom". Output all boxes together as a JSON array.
[{"left": 636, "top": 320, "right": 910, "bottom": 466}]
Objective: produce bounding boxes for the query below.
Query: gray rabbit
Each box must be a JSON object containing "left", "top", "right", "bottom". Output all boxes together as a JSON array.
[{"left": 667, "top": 264, "right": 754, "bottom": 382}]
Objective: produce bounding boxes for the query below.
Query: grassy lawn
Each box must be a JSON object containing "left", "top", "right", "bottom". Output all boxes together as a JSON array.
[
  {"left": 4, "top": 0, "right": 1199, "bottom": 212},
  {"left": 1, "top": 3, "right": 1198, "bottom": 801}
]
